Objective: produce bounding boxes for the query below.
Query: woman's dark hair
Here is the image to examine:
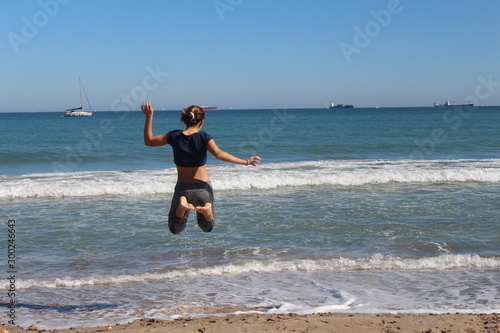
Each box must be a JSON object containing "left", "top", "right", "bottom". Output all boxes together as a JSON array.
[{"left": 181, "top": 105, "right": 205, "bottom": 127}]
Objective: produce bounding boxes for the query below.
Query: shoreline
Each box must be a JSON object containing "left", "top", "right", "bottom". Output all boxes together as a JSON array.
[{"left": 2, "top": 313, "right": 498, "bottom": 333}]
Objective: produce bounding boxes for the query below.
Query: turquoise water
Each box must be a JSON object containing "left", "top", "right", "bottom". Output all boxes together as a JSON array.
[{"left": 1, "top": 107, "right": 499, "bottom": 329}]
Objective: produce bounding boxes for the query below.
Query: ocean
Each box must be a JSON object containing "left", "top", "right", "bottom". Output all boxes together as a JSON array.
[{"left": 1, "top": 107, "right": 499, "bottom": 329}]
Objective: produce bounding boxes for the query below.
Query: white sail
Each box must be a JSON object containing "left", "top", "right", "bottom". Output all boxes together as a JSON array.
[{"left": 63, "top": 77, "right": 93, "bottom": 117}]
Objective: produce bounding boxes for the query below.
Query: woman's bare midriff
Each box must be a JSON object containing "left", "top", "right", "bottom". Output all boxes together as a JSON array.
[{"left": 176, "top": 165, "right": 211, "bottom": 183}]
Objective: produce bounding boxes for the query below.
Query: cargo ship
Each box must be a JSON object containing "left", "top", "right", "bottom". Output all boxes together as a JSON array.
[
  {"left": 201, "top": 106, "right": 218, "bottom": 110},
  {"left": 434, "top": 100, "right": 474, "bottom": 107},
  {"left": 329, "top": 102, "right": 353, "bottom": 109}
]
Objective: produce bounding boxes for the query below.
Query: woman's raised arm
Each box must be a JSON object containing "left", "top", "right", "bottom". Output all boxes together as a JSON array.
[{"left": 142, "top": 102, "right": 167, "bottom": 147}]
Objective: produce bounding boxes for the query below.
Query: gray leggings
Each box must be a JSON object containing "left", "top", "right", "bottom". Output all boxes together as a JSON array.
[{"left": 168, "top": 182, "right": 215, "bottom": 234}]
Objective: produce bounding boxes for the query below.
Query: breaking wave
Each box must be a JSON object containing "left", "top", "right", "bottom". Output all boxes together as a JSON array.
[
  {"left": 1, "top": 159, "right": 499, "bottom": 199},
  {"left": 16, "top": 254, "right": 500, "bottom": 289}
]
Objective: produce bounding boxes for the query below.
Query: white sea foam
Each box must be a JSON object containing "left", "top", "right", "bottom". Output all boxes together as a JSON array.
[
  {"left": 1, "top": 159, "right": 499, "bottom": 199},
  {"left": 16, "top": 254, "right": 500, "bottom": 290},
  {"left": 16, "top": 259, "right": 500, "bottom": 330}
]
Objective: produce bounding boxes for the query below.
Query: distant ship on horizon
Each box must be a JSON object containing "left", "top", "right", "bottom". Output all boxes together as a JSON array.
[
  {"left": 201, "top": 106, "right": 218, "bottom": 110},
  {"left": 329, "top": 102, "right": 353, "bottom": 109},
  {"left": 434, "top": 100, "right": 474, "bottom": 107}
]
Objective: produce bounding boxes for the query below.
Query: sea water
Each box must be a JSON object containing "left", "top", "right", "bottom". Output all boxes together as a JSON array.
[{"left": 0, "top": 107, "right": 499, "bottom": 329}]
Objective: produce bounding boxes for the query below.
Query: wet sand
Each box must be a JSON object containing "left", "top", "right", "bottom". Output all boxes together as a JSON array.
[{"left": 2, "top": 312, "right": 499, "bottom": 333}]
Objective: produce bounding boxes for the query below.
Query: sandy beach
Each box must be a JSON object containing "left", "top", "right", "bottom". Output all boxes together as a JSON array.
[{"left": 2, "top": 313, "right": 498, "bottom": 333}]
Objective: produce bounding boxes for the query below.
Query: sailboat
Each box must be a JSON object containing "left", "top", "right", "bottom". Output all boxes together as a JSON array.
[{"left": 63, "top": 77, "right": 93, "bottom": 117}]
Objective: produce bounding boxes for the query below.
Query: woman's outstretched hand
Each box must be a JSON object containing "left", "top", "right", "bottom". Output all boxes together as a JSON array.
[
  {"left": 141, "top": 102, "right": 154, "bottom": 117},
  {"left": 248, "top": 156, "right": 262, "bottom": 166}
]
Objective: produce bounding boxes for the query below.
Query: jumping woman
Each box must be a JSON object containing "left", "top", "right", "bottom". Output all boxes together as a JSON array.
[{"left": 141, "top": 102, "right": 261, "bottom": 234}]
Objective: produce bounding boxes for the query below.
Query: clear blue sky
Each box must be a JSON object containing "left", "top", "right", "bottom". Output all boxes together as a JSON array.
[{"left": 1, "top": 0, "right": 500, "bottom": 112}]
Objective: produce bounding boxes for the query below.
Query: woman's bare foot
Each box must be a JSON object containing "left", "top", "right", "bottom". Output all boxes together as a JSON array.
[
  {"left": 195, "top": 202, "right": 214, "bottom": 222},
  {"left": 176, "top": 196, "right": 195, "bottom": 218}
]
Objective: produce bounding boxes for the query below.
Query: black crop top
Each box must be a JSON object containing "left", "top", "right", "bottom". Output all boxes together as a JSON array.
[{"left": 166, "top": 130, "right": 213, "bottom": 167}]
